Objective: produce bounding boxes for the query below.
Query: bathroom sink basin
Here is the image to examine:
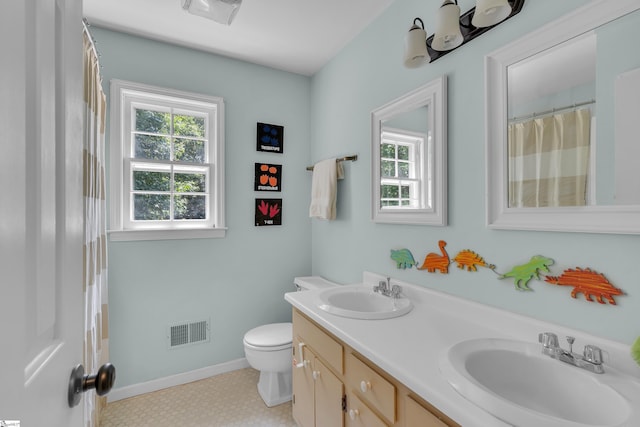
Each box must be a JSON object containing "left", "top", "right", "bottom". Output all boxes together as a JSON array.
[
  {"left": 316, "top": 285, "right": 412, "bottom": 320},
  {"left": 440, "top": 338, "right": 640, "bottom": 427}
]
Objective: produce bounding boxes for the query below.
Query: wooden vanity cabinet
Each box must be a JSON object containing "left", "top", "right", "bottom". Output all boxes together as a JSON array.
[
  {"left": 292, "top": 308, "right": 460, "bottom": 427},
  {"left": 292, "top": 312, "right": 345, "bottom": 427}
]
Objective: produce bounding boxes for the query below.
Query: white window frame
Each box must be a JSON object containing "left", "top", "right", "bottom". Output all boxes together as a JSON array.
[
  {"left": 379, "top": 128, "right": 429, "bottom": 209},
  {"left": 109, "top": 80, "right": 225, "bottom": 241}
]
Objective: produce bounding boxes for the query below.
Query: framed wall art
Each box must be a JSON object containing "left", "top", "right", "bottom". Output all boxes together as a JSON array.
[{"left": 256, "top": 122, "right": 284, "bottom": 153}]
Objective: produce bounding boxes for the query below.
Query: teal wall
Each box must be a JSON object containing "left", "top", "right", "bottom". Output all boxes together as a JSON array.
[
  {"left": 310, "top": 0, "right": 640, "bottom": 344},
  {"left": 93, "top": 27, "right": 312, "bottom": 388},
  {"left": 97, "top": 0, "right": 640, "bottom": 389}
]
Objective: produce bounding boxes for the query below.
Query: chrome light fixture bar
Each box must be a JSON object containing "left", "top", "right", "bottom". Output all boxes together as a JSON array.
[
  {"left": 181, "top": 0, "right": 242, "bottom": 25},
  {"left": 404, "top": 0, "right": 525, "bottom": 68}
]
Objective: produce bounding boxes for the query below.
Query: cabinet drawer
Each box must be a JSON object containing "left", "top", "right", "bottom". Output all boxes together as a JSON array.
[
  {"left": 293, "top": 309, "right": 343, "bottom": 374},
  {"left": 346, "top": 393, "right": 388, "bottom": 427},
  {"left": 405, "top": 396, "right": 449, "bottom": 427},
  {"left": 346, "top": 353, "right": 395, "bottom": 423}
]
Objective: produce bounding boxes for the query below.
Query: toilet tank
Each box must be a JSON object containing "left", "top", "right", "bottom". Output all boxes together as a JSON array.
[{"left": 293, "top": 276, "right": 339, "bottom": 291}]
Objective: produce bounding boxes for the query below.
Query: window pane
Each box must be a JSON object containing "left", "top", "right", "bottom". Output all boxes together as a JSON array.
[
  {"left": 134, "top": 134, "right": 171, "bottom": 160},
  {"left": 381, "top": 184, "right": 399, "bottom": 198},
  {"left": 135, "top": 109, "right": 170, "bottom": 134},
  {"left": 133, "top": 194, "right": 170, "bottom": 220},
  {"left": 398, "top": 162, "right": 409, "bottom": 178},
  {"left": 381, "top": 160, "right": 396, "bottom": 178},
  {"left": 133, "top": 171, "right": 170, "bottom": 191},
  {"left": 174, "top": 138, "right": 205, "bottom": 163},
  {"left": 401, "top": 185, "right": 410, "bottom": 198},
  {"left": 174, "top": 195, "right": 206, "bottom": 220},
  {"left": 174, "top": 114, "right": 205, "bottom": 138},
  {"left": 398, "top": 145, "right": 409, "bottom": 160},
  {"left": 382, "top": 200, "right": 399, "bottom": 207},
  {"left": 175, "top": 172, "right": 206, "bottom": 193},
  {"left": 381, "top": 143, "right": 396, "bottom": 159}
]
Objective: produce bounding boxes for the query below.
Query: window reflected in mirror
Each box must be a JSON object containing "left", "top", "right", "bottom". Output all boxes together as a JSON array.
[{"left": 380, "top": 125, "right": 430, "bottom": 210}]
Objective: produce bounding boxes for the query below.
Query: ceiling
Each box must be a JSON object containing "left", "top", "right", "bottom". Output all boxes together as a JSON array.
[{"left": 83, "top": 0, "right": 395, "bottom": 76}]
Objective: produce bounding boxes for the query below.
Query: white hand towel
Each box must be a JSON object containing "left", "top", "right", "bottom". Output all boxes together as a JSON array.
[{"left": 309, "top": 158, "right": 344, "bottom": 220}]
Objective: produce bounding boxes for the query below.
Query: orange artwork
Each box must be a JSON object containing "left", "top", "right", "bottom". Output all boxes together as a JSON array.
[
  {"left": 544, "top": 268, "right": 624, "bottom": 305},
  {"left": 417, "top": 240, "right": 450, "bottom": 273},
  {"left": 255, "top": 163, "right": 281, "bottom": 192},
  {"left": 453, "top": 250, "right": 496, "bottom": 272}
]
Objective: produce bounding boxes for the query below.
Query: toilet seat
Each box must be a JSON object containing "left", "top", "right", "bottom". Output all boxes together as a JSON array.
[{"left": 243, "top": 322, "right": 292, "bottom": 351}]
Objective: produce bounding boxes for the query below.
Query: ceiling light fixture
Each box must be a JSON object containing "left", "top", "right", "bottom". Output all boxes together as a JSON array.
[
  {"left": 404, "top": 0, "right": 525, "bottom": 68},
  {"left": 181, "top": 0, "right": 242, "bottom": 26}
]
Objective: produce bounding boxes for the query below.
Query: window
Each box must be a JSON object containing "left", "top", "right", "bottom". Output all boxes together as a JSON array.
[
  {"left": 380, "top": 128, "right": 430, "bottom": 210},
  {"left": 110, "top": 80, "right": 225, "bottom": 240}
]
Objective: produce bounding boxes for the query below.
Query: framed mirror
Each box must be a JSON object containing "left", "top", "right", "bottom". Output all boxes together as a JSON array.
[
  {"left": 371, "top": 76, "right": 447, "bottom": 225},
  {"left": 486, "top": 0, "right": 640, "bottom": 234}
]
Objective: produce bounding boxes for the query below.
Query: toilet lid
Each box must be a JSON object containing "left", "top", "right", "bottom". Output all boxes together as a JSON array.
[{"left": 244, "top": 322, "right": 292, "bottom": 348}]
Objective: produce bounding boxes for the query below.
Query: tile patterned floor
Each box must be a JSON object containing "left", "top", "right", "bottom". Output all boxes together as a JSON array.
[{"left": 100, "top": 368, "right": 296, "bottom": 427}]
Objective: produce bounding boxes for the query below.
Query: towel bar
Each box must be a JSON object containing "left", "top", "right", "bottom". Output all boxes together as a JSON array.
[{"left": 306, "top": 155, "right": 358, "bottom": 171}]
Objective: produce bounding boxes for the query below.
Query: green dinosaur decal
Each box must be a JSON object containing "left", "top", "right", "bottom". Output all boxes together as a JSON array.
[
  {"left": 500, "top": 255, "right": 554, "bottom": 291},
  {"left": 390, "top": 248, "right": 417, "bottom": 269}
]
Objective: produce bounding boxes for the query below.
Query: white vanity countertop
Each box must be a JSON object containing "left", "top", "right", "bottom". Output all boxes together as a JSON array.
[{"left": 284, "top": 271, "right": 638, "bottom": 427}]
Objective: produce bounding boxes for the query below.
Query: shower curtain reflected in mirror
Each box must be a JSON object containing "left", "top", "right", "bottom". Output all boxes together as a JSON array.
[{"left": 508, "top": 109, "right": 591, "bottom": 208}]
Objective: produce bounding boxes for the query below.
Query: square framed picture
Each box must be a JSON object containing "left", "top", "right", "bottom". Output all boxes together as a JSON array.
[
  {"left": 256, "top": 122, "right": 284, "bottom": 153},
  {"left": 254, "top": 163, "right": 282, "bottom": 192},
  {"left": 255, "top": 198, "right": 282, "bottom": 226}
]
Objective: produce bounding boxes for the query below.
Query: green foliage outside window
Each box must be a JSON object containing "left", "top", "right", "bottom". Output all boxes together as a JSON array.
[{"left": 132, "top": 108, "right": 208, "bottom": 221}]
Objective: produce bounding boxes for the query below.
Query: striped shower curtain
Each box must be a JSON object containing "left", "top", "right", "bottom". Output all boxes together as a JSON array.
[
  {"left": 83, "top": 25, "right": 109, "bottom": 427},
  {"left": 508, "top": 109, "right": 591, "bottom": 208}
]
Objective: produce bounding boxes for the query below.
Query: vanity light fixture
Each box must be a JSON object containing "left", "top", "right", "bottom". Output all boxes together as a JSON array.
[
  {"left": 404, "top": 18, "right": 430, "bottom": 68},
  {"left": 432, "top": 0, "right": 464, "bottom": 52},
  {"left": 181, "top": 0, "right": 242, "bottom": 25},
  {"left": 404, "top": 0, "right": 525, "bottom": 67}
]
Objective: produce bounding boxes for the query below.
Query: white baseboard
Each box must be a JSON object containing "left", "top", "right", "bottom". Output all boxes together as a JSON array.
[{"left": 107, "top": 358, "right": 251, "bottom": 403}]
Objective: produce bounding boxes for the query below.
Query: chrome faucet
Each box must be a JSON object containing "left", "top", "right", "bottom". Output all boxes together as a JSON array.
[
  {"left": 374, "top": 277, "right": 390, "bottom": 295},
  {"left": 374, "top": 277, "right": 402, "bottom": 298},
  {"left": 538, "top": 332, "right": 605, "bottom": 374}
]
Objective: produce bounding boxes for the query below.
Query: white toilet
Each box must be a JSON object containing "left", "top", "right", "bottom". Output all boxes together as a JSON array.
[{"left": 243, "top": 276, "right": 338, "bottom": 407}]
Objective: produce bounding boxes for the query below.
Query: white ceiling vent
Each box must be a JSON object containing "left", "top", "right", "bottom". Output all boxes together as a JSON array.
[{"left": 168, "top": 319, "right": 210, "bottom": 349}]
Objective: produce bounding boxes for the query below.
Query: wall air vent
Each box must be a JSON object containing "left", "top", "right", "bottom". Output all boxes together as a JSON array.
[{"left": 168, "top": 319, "right": 210, "bottom": 349}]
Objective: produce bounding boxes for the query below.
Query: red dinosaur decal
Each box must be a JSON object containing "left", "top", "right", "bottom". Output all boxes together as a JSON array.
[{"left": 544, "top": 268, "right": 624, "bottom": 305}]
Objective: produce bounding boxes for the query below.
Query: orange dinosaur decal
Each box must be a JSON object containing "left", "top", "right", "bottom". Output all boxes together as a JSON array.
[
  {"left": 453, "top": 250, "right": 496, "bottom": 272},
  {"left": 417, "top": 240, "right": 450, "bottom": 274},
  {"left": 544, "top": 268, "right": 624, "bottom": 305}
]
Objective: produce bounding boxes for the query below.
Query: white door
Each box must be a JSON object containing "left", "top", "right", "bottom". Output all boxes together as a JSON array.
[{"left": 0, "top": 0, "right": 85, "bottom": 425}]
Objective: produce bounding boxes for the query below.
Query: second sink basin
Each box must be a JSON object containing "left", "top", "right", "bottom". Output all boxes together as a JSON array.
[
  {"left": 439, "top": 338, "right": 640, "bottom": 427},
  {"left": 317, "top": 285, "right": 412, "bottom": 320}
]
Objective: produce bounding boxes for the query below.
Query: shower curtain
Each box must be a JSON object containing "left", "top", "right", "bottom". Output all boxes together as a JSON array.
[
  {"left": 508, "top": 109, "right": 591, "bottom": 208},
  {"left": 83, "top": 24, "right": 109, "bottom": 427}
]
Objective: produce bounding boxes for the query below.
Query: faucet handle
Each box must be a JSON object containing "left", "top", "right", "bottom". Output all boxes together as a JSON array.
[
  {"left": 583, "top": 345, "right": 603, "bottom": 365},
  {"left": 538, "top": 332, "right": 559, "bottom": 349},
  {"left": 390, "top": 284, "right": 402, "bottom": 298}
]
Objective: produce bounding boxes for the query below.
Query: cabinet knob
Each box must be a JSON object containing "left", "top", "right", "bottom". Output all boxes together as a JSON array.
[
  {"left": 349, "top": 409, "right": 360, "bottom": 420},
  {"left": 360, "top": 380, "right": 372, "bottom": 393},
  {"left": 312, "top": 370, "right": 321, "bottom": 380}
]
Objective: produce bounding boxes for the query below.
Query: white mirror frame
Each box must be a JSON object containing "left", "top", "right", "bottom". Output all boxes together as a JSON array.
[
  {"left": 485, "top": 0, "right": 640, "bottom": 234},
  {"left": 371, "top": 76, "right": 447, "bottom": 225}
]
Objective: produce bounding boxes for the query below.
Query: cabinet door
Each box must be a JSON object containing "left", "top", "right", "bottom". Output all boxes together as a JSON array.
[
  {"left": 293, "top": 338, "right": 315, "bottom": 427},
  {"left": 314, "top": 357, "right": 345, "bottom": 427}
]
